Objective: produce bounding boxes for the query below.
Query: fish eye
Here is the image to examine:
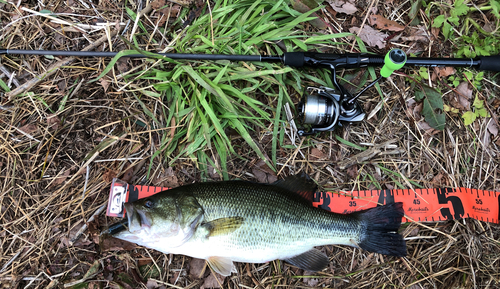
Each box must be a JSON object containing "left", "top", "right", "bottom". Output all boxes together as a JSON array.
[{"left": 144, "top": 200, "right": 155, "bottom": 208}]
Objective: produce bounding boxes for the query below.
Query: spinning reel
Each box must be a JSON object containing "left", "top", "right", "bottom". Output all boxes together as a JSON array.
[{"left": 296, "top": 48, "right": 407, "bottom": 136}]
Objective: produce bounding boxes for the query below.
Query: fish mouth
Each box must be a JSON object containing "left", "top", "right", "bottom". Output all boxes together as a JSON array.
[{"left": 124, "top": 203, "right": 152, "bottom": 231}]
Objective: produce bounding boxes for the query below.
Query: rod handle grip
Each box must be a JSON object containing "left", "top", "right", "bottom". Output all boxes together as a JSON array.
[
  {"left": 479, "top": 55, "right": 500, "bottom": 72},
  {"left": 283, "top": 52, "right": 305, "bottom": 67}
]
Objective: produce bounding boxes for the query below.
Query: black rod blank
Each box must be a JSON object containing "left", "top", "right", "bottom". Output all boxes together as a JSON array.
[{"left": 0, "top": 49, "right": 280, "bottom": 62}]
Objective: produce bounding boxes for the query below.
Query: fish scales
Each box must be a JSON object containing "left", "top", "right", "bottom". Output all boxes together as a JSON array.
[{"left": 189, "top": 181, "right": 362, "bottom": 258}]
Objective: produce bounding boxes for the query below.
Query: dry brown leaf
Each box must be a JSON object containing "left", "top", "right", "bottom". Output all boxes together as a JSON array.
[
  {"left": 291, "top": 0, "right": 328, "bottom": 30},
  {"left": 349, "top": 26, "right": 387, "bottom": 49},
  {"left": 252, "top": 160, "right": 278, "bottom": 183},
  {"left": 19, "top": 123, "right": 38, "bottom": 135},
  {"left": 327, "top": 0, "right": 357, "bottom": 15},
  {"left": 121, "top": 163, "right": 134, "bottom": 183},
  {"left": 57, "top": 79, "right": 67, "bottom": 92},
  {"left": 413, "top": 102, "right": 423, "bottom": 119},
  {"left": 368, "top": 15, "right": 404, "bottom": 31},
  {"left": 189, "top": 258, "right": 207, "bottom": 279},
  {"left": 151, "top": 0, "right": 165, "bottom": 9},
  {"left": 310, "top": 147, "right": 326, "bottom": 161},
  {"left": 200, "top": 272, "right": 225, "bottom": 289},
  {"left": 100, "top": 78, "right": 110, "bottom": 92},
  {"left": 431, "top": 172, "right": 449, "bottom": 186},
  {"left": 103, "top": 168, "right": 118, "bottom": 183},
  {"left": 402, "top": 26, "right": 430, "bottom": 42},
  {"left": 435, "top": 66, "right": 455, "bottom": 78},
  {"left": 456, "top": 82, "right": 472, "bottom": 110},
  {"left": 416, "top": 120, "right": 433, "bottom": 131},
  {"left": 156, "top": 5, "right": 182, "bottom": 26},
  {"left": 59, "top": 223, "right": 92, "bottom": 248},
  {"left": 47, "top": 114, "right": 60, "bottom": 130},
  {"left": 346, "top": 164, "right": 358, "bottom": 179},
  {"left": 116, "top": 59, "right": 130, "bottom": 73},
  {"left": 153, "top": 167, "right": 179, "bottom": 188},
  {"left": 146, "top": 280, "right": 159, "bottom": 289},
  {"left": 51, "top": 169, "right": 71, "bottom": 187},
  {"left": 487, "top": 118, "right": 498, "bottom": 137},
  {"left": 483, "top": 22, "right": 495, "bottom": 33},
  {"left": 100, "top": 236, "right": 138, "bottom": 251}
]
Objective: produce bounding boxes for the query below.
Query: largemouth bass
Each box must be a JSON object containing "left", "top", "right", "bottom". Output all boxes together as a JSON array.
[{"left": 110, "top": 173, "right": 406, "bottom": 275}]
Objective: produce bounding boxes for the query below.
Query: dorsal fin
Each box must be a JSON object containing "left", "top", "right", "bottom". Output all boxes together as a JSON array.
[{"left": 271, "top": 172, "right": 317, "bottom": 203}]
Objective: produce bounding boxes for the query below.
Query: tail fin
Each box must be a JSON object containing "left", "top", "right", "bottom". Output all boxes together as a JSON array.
[{"left": 357, "top": 202, "right": 406, "bottom": 257}]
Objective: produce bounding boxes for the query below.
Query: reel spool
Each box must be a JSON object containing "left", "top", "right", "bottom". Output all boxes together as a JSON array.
[{"left": 297, "top": 87, "right": 365, "bottom": 136}]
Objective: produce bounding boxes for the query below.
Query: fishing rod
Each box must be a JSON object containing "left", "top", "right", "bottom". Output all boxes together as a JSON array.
[{"left": 2, "top": 48, "right": 499, "bottom": 135}]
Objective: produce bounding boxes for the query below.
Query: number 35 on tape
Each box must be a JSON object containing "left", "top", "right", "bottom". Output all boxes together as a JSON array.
[{"left": 106, "top": 179, "right": 500, "bottom": 224}]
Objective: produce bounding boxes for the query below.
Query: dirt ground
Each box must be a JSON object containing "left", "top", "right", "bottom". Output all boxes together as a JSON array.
[{"left": 1, "top": 0, "right": 500, "bottom": 288}]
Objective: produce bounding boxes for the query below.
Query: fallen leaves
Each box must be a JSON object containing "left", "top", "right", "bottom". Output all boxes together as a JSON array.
[
  {"left": 153, "top": 167, "right": 179, "bottom": 188},
  {"left": 291, "top": 0, "right": 328, "bottom": 29},
  {"left": 455, "top": 82, "right": 472, "bottom": 110},
  {"left": 431, "top": 172, "right": 449, "bottom": 186},
  {"left": 50, "top": 168, "right": 71, "bottom": 187},
  {"left": 252, "top": 160, "right": 278, "bottom": 183},
  {"left": 369, "top": 15, "right": 404, "bottom": 31},
  {"left": 18, "top": 123, "right": 38, "bottom": 135},
  {"left": 401, "top": 26, "right": 431, "bottom": 43},
  {"left": 488, "top": 119, "right": 499, "bottom": 137},
  {"left": 151, "top": 0, "right": 182, "bottom": 26},
  {"left": 349, "top": 26, "right": 388, "bottom": 49},
  {"left": 435, "top": 66, "right": 456, "bottom": 78},
  {"left": 100, "top": 236, "right": 138, "bottom": 251},
  {"left": 46, "top": 114, "right": 60, "bottom": 130},
  {"left": 310, "top": 147, "right": 327, "bottom": 161},
  {"left": 189, "top": 258, "right": 207, "bottom": 279},
  {"left": 103, "top": 168, "right": 118, "bottom": 183},
  {"left": 200, "top": 272, "right": 225, "bottom": 289},
  {"left": 327, "top": 0, "right": 357, "bottom": 15},
  {"left": 483, "top": 118, "right": 499, "bottom": 148},
  {"left": 100, "top": 78, "right": 110, "bottom": 92}
]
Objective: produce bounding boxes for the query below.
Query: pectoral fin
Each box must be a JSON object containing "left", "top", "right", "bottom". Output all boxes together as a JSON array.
[
  {"left": 283, "top": 249, "right": 329, "bottom": 272},
  {"left": 202, "top": 217, "right": 244, "bottom": 237},
  {"left": 206, "top": 256, "right": 237, "bottom": 276}
]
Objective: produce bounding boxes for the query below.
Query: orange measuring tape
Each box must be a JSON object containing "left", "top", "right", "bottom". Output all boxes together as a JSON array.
[{"left": 106, "top": 179, "right": 500, "bottom": 224}]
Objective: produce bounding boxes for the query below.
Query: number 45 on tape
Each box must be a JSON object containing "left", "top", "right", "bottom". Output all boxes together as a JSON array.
[{"left": 106, "top": 178, "right": 500, "bottom": 224}]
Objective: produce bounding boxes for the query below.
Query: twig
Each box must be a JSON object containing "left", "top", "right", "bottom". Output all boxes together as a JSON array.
[
  {"left": 21, "top": 7, "right": 87, "bottom": 33},
  {"left": 0, "top": 65, "right": 20, "bottom": 87},
  {"left": 69, "top": 203, "right": 107, "bottom": 245},
  {"left": 0, "top": 250, "right": 21, "bottom": 273},
  {"left": 129, "top": 3, "right": 153, "bottom": 41}
]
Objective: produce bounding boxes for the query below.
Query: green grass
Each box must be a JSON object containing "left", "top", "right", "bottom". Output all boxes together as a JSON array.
[{"left": 97, "top": 0, "right": 353, "bottom": 179}]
